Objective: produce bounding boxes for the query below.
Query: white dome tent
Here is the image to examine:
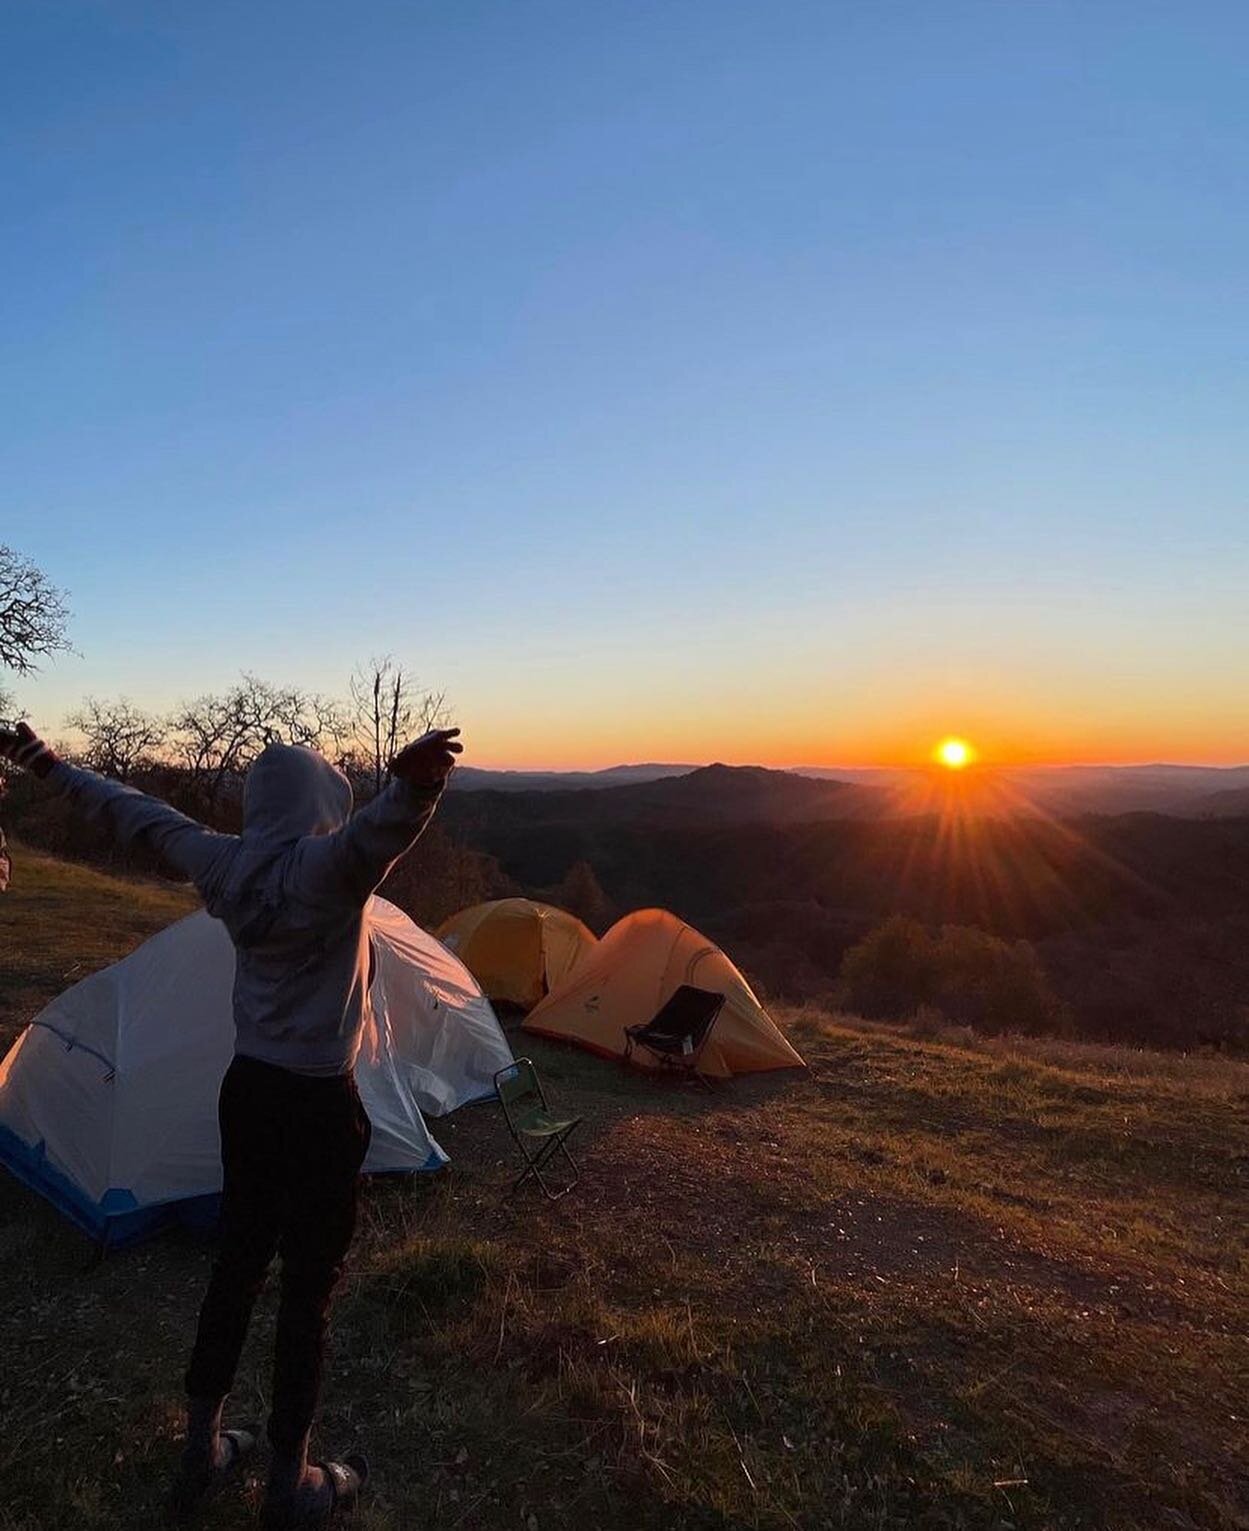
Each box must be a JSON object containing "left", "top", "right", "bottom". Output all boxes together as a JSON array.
[{"left": 0, "top": 897, "right": 511, "bottom": 1246}]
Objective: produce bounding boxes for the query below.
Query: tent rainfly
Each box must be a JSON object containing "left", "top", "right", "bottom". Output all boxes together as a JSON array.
[
  {"left": 522, "top": 907, "right": 805, "bottom": 1078},
  {"left": 437, "top": 898, "right": 598, "bottom": 1010},
  {"left": 0, "top": 897, "right": 512, "bottom": 1245}
]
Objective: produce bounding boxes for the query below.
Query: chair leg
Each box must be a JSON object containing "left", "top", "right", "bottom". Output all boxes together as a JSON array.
[
  {"left": 512, "top": 1138, "right": 554, "bottom": 1196},
  {"left": 537, "top": 1130, "right": 579, "bottom": 1200},
  {"left": 511, "top": 1156, "right": 541, "bottom": 1196},
  {"left": 525, "top": 1143, "right": 576, "bottom": 1201},
  {"left": 511, "top": 1129, "right": 579, "bottom": 1201},
  {"left": 508, "top": 1131, "right": 551, "bottom": 1198},
  {"left": 555, "top": 1137, "right": 579, "bottom": 1189},
  {"left": 642, "top": 1047, "right": 710, "bottom": 1089}
]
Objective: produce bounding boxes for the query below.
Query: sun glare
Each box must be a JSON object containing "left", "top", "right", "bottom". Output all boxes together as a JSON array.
[{"left": 935, "top": 737, "right": 974, "bottom": 770}]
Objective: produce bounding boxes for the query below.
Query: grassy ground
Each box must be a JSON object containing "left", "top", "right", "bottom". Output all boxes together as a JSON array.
[
  {"left": 0, "top": 849, "right": 1246, "bottom": 1530},
  {"left": 0, "top": 841, "right": 197, "bottom": 1027}
]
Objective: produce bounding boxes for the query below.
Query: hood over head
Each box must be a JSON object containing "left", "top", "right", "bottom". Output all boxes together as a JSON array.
[{"left": 243, "top": 743, "right": 353, "bottom": 845}]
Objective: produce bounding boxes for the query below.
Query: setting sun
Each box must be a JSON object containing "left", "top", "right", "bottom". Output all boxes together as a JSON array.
[{"left": 935, "top": 737, "right": 974, "bottom": 770}]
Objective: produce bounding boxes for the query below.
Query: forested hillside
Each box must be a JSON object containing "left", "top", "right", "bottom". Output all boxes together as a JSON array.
[{"left": 438, "top": 774, "right": 1249, "bottom": 1050}]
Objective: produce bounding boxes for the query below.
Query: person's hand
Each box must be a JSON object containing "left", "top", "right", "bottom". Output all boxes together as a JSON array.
[
  {"left": 389, "top": 727, "right": 463, "bottom": 788},
  {"left": 0, "top": 721, "right": 58, "bottom": 778}
]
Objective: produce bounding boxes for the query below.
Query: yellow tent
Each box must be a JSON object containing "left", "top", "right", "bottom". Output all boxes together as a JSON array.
[
  {"left": 436, "top": 899, "right": 598, "bottom": 1010},
  {"left": 522, "top": 908, "right": 805, "bottom": 1078}
]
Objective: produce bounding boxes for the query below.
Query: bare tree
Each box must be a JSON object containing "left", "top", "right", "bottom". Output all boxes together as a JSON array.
[
  {"left": 349, "top": 657, "right": 448, "bottom": 795},
  {"left": 259, "top": 683, "right": 350, "bottom": 757},
  {"left": 170, "top": 674, "right": 349, "bottom": 812},
  {"left": 0, "top": 546, "right": 71, "bottom": 674},
  {"left": 64, "top": 697, "right": 168, "bottom": 782}
]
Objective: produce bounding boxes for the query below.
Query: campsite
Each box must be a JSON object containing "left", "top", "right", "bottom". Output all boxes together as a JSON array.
[
  {"left": 2, "top": 845, "right": 1246, "bottom": 1530},
  {"left": 5, "top": 6, "right": 1249, "bottom": 1528}
]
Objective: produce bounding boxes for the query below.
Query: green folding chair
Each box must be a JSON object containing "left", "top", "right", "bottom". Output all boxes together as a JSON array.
[{"left": 494, "top": 1058, "right": 582, "bottom": 1200}]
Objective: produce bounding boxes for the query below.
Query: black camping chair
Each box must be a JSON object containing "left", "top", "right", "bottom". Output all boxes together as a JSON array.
[
  {"left": 624, "top": 985, "right": 726, "bottom": 1087},
  {"left": 494, "top": 1058, "right": 582, "bottom": 1200}
]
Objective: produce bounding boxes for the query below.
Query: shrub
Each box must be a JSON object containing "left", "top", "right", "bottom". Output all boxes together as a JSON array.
[
  {"left": 550, "top": 859, "right": 615, "bottom": 934},
  {"left": 931, "top": 923, "right": 1069, "bottom": 1036},
  {"left": 841, "top": 916, "right": 1068, "bottom": 1037},
  {"left": 840, "top": 915, "right": 940, "bottom": 1019}
]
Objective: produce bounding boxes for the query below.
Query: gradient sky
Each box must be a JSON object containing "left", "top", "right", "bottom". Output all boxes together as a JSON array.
[{"left": 3, "top": 2, "right": 1247, "bottom": 768}]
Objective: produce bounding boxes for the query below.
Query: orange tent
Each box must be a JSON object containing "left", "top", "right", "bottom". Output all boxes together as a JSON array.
[
  {"left": 522, "top": 908, "right": 804, "bottom": 1079},
  {"left": 436, "top": 899, "right": 597, "bottom": 1010}
]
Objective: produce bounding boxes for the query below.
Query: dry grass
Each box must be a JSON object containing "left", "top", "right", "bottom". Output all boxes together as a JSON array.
[
  {"left": 0, "top": 854, "right": 1246, "bottom": 1529},
  {"left": 0, "top": 840, "right": 196, "bottom": 1045},
  {"left": 881, "top": 1003, "right": 1249, "bottom": 1096}
]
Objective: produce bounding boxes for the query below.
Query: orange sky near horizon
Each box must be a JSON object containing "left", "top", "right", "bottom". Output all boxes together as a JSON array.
[
  {"left": 27, "top": 647, "right": 1248, "bottom": 775},
  {"left": 22, "top": 563, "right": 1248, "bottom": 775},
  {"left": 463, "top": 716, "right": 1249, "bottom": 773},
  {"left": 30, "top": 682, "right": 1249, "bottom": 776},
  {"left": 447, "top": 623, "right": 1249, "bottom": 772}
]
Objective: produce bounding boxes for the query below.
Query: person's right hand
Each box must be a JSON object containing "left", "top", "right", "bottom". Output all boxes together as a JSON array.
[
  {"left": 389, "top": 727, "right": 463, "bottom": 788},
  {"left": 0, "top": 721, "right": 57, "bottom": 778}
]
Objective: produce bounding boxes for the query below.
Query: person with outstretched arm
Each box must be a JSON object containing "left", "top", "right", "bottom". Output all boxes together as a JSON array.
[
  {"left": 0, "top": 780, "right": 10, "bottom": 892},
  {"left": 0, "top": 719, "right": 463, "bottom": 1527}
]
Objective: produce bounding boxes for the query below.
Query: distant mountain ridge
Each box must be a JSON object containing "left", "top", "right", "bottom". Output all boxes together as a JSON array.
[
  {"left": 448, "top": 762, "right": 696, "bottom": 793},
  {"left": 583, "top": 763, "right": 884, "bottom": 824},
  {"left": 452, "top": 759, "right": 1249, "bottom": 818},
  {"left": 440, "top": 763, "right": 883, "bottom": 840},
  {"left": 997, "top": 764, "right": 1249, "bottom": 816}
]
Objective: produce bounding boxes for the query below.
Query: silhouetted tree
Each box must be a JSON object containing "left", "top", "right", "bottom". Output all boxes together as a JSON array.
[
  {"left": 349, "top": 657, "right": 448, "bottom": 795},
  {"left": 0, "top": 546, "right": 71, "bottom": 674},
  {"left": 65, "top": 697, "right": 167, "bottom": 782},
  {"left": 170, "top": 674, "right": 348, "bottom": 813}
]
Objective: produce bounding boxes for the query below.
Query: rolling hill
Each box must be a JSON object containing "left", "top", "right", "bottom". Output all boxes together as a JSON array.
[
  {"left": 442, "top": 762, "right": 884, "bottom": 832},
  {"left": 437, "top": 768, "right": 1249, "bottom": 1051}
]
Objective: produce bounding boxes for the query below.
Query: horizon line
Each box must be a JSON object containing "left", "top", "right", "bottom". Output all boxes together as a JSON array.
[{"left": 458, "top": 757, "right": 1249, "bottom": 775}]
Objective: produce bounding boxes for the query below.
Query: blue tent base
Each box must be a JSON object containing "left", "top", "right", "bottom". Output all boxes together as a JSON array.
[{"left": 0, "top": 1121, "right": 446, "bottom": 1252}]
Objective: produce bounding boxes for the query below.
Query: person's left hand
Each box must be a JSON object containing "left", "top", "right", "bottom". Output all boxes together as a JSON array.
[{"left": 390, "top": 727, "right": 463, "bottom": 788}]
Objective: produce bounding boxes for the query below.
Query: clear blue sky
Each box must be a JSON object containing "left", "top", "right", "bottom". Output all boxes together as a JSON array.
[{"left": 4, "top": 1, "right": 1247, "bottom": 766}]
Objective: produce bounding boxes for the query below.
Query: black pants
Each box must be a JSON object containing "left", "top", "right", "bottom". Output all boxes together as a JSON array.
[{"left": 184, "top": 1056, "right": 372, "bottom": 1455}]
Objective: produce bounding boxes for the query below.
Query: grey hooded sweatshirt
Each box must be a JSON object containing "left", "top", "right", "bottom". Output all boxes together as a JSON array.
[{"left": 45, "top": 745, "right": 443, "bottom": 1076}]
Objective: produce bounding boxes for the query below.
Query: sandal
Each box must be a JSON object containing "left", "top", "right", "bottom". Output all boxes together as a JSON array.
[
  {"left": 260, "top": 1453, "right": 369, "bottom": 1528},
  {"left": 167, "top": 1424, "right": 259, "bottom": 1523}
]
